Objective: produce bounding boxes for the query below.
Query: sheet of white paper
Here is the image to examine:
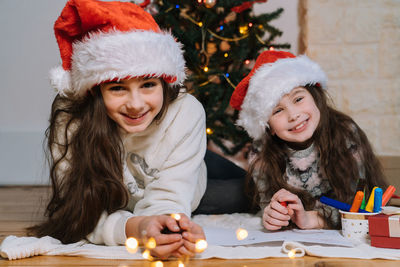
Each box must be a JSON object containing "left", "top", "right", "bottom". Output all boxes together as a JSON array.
[{"left": 204, "top": 227, "right": 354, "bottom": 247}]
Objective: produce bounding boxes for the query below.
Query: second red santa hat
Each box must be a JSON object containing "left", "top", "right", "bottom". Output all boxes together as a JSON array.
[{"left": 230, "top": 50, "right": 328, "bottom": 140}]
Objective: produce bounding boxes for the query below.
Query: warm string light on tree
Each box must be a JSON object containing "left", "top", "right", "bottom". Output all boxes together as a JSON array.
[
  {"left": 176, "top": 8, "right": 252, "bottom": 76},
  {"left": 152, "top": 0, "right": 290, "bottom": 155},
  {"left": 177, "top": 11, "right": 255, "bottom": 81},
  {"left": 203, "top": 0, "right": 217, "bottom": 9}
]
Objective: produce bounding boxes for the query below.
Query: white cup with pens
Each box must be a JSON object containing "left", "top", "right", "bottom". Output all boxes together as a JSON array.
[
  {"left": 339, "top": 210, "right": 378, "bottom": 244},
  {"left": 320, "top": 185, "right": 396, "bottom": 244}
]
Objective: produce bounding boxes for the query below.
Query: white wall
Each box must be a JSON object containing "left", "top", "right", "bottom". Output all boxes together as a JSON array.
[
  {"left": 0, "top": 0, "right": 298, "bottom": 185},
  {"left": 255, "top": 0, "right": 299, "bottom": 54},
  {"left": 0, "top": 0, "right": 67, "bottom": 185}
]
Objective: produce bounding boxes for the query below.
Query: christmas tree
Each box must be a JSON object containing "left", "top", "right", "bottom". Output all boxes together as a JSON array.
[{"left": 141, "top": 0, "right": 290, "bottom": 155}]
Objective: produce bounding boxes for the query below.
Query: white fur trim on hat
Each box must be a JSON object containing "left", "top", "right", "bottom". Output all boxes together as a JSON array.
[
  {"left": 49, "top": 66, "right": 71, "bottom": 96},
  {"left": 236, "top": 55, "right": 327, "bottom": 140},
  {"left": 50, "top": 30, "right": 186, "bottom": 97}
]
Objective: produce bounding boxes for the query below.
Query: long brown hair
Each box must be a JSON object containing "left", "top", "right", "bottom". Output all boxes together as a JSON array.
[
  {"left": 28, "top": 80, "right": 180, "bottom": 243},
  {"left": 248, "top": 85, "right": 387, "bottom": 224}
]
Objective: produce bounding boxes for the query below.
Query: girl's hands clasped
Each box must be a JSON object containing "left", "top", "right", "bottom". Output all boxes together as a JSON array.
[
  {"left": 170, "top": 213, "right": 205, "bottom": 258},
  {"left": 263, "top": 189, "right": 323, "bottom": 230},
  {"left": 137, "top": 215, "right": 183, "bottom": 259},
  {"left": 126, "top": 214, "right": 205, "bottom": 259}
]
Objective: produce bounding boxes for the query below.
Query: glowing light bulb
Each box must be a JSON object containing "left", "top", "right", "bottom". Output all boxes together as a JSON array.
[
  {"left": 171, "top": 213, "right": 181, "bottom": 220},
  {"left": 203, "top": 66, "right": 209, "bottom": 72},
  {"left": 198, "top": 22, "right": 203, "bottom": 27},
  {"left": 236, "top": 228, "right": 248, "bottom": 240},
  {"left": 206, "top": 128, "right": 213, "bottom": 135},
  {"left": 178, "top": 262, "right": 185, "bottom": 267},
  {"left": 142, "top": 249, "right": 153, "bottom": 261},
  {"left": 269, "top": 46, "right": 275, "bottom": 51},
  {"left": 239, "top": 25, "right": 248, "bottom": 35},
  {"left": 125, "top": 237, "right": 138, "bottom": 253},
  {"left": 146, "top": 237, "right": 157, "bottom": 249},
  {"left": 150, "top": 261, "right": 164, "bottom": 267},
  {"left": 245, "top": 59, "right": 250, "bottom": 65},
  {"left": 195, "top": 239, "right": 208, "bottom": 253},
  {"left": 248, "top": 23, "right": 253, "bottom": 27},
  {"left": 224, "top": 53, "right": 228, "bottom": 58},
  {"left": 288, "top": 249, "right": 296, "bottom": 259}
]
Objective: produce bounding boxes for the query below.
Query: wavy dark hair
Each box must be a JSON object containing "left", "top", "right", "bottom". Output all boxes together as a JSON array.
[
  {"left": 248, "top": 84, "right": 387, "bottom": 227},
  {"left": 28, "top": 79, "right": 180, "bottom": 243}
]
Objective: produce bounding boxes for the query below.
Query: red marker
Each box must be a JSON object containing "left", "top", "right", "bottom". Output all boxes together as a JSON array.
[
  {"left": 382, "top": 185, "right": 396, "bottom": 206},
  {"left": 280, "top": 201, "right": 287, "bottom": 207}
]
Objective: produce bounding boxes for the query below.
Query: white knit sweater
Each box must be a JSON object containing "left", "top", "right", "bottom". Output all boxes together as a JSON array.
[{"left": 87, "top": 93, "right": 207, "bottom": 245}]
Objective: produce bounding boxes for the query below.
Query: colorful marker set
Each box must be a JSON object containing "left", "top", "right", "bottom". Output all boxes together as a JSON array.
[
  {"left": 320, "top": 185, "right": 396, "bottom": 213},
  {"left": 320, "top": 196, "right": 369, "bottom": 213},
  {"left": 361, "top": 185, "right": 396, "bottom": 213}
]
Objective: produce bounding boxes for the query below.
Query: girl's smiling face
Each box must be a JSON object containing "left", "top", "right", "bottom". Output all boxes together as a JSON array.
[
  {"left": 100, "top": 77, "right": 164, "bottom": 134},
  {"left": 268, "top": 87, "right": 320, "bottom": 147}
]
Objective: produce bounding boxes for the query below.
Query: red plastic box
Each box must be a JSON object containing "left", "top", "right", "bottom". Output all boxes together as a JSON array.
[{"left": 368, "top": 214, "right": 400, "bottom": 249}]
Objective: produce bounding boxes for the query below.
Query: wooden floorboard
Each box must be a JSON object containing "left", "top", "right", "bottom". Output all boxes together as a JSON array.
[{"left": 1, "top": 186, "right": 399, "bottom": 266}]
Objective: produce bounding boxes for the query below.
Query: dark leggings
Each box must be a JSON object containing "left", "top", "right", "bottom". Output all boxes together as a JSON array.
[{"left": 193, "top": 150, "right": 252, "bottom": 215}]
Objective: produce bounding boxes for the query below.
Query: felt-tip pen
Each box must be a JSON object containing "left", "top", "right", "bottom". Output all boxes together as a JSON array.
[
  {"left": 349, "top": 191, "right": 364, "bottom": 212},
  {"left": 373, "top": 188, "right": 383, "bottom": 213},
  {"left": 319, "top": 196, "right": 370, "bottom": 213},
  {"left": 382, "top": 185, "right": 396, "bottom": 206},
  {"left": 365, "top": 186, "right": 378, "bottom": 212}
]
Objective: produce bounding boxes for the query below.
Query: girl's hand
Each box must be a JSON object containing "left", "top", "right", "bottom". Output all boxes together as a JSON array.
[
  {"left": 263, "top": 189, "right": 324, "bottom": 230},
  {"left": 171, "top": 214, "right": 206, "bottom": 258},
  {"left": 126, "top": 215, "right": 183, "bottom": 259},
  {"left": 262, "top": 189, "right": 292, "bottom": 230}
]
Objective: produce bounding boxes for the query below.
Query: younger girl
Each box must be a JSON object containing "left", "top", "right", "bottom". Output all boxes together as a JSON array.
[
  {"left": 230, "top": 50, "right": 388, "bottom": 230},
  {"left": 29, "top": 0, "right": 205, "bottom": 259}
]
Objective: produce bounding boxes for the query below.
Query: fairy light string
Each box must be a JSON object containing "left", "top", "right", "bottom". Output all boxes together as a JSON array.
[
  {"left": 207, "top": 29, "right": 249, "bottom": 42},
  {"left": 222, "top": 73, "right": 237, "bottom": 89},
  {"left": 171, "top": 3, "right": 271, "bottom": 84},
  {"left": 164, "top": 2, "right": 274, "bottom": 137}
]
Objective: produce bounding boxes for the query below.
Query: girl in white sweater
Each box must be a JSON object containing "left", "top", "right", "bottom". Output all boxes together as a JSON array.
[{"left": 29, "top": 0, "right": 206, "bottom": 259}]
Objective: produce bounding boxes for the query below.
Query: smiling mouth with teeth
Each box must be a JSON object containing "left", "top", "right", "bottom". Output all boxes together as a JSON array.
[
  {"left": 289, "top": 119, "right": 308, "bottom": 131},
  {"left": 125, "top": 112, "right": 146, "bottom": 119}
]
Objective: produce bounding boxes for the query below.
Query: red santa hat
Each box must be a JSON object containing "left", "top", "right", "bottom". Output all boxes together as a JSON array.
[
  {"left": 50, "top": 0, "right": 186, "bottom": 97},
  {"left": 230, "top": 50, "right": 327, "bottom": 140}
]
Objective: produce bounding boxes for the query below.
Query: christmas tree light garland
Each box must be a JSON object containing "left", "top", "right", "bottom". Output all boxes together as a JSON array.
[{"left": 151, "top": 0, "right": 290, "bottom": 154}]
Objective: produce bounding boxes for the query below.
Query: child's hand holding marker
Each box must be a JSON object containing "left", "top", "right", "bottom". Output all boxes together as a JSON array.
[
  {"left": 262, "top": 189, "right": 293, "bottom": 230},
  {"left": 263, "top": 189, "right": 324, "bottom": 230}
]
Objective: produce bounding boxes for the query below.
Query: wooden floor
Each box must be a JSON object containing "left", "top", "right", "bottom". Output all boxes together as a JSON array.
[{"left": 1, "top": 186, "right": 399, "bottom": 266}]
